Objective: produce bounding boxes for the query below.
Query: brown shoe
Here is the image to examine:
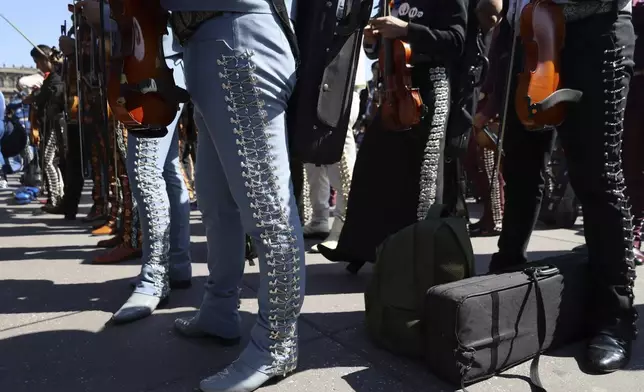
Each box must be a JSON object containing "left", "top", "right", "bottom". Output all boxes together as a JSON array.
[
  {"left": 96, "top": 235, "right": 123, "bottom": 248},
  {"left": 93, "top": 244, "right": 142, "bottom": 264},
  {"left": 91, "top": 219, "right": 109, "bottom": 229},
  {"left": 92, "top": 222, "right": 117, "bottom": 236}
]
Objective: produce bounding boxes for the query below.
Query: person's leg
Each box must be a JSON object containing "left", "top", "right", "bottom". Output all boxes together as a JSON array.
[
  {"left": 303, "top": 163, "right": 330, "bottom": 236},
  {"left": 62, "top": 123, "right": 84, "bottom": 219},
  {"left": 0, "top": 132, "right": 6, "bottom": 187},
  {"left": 163, "top": 112, "right": 193, "bottom": 284},
  {"left": 112, "top": 124, "right": 176, "bottom": 322},
  {"left": 311, "top": 100, "right": 358, "bottom": 252},
  {"left": 558, "top": 10, "right": 637, "bottom": 372},
  {"left": 488, "top": 39, "right": 555, "bottom": 270},
  {"left": 623, "top": 74, "right": 644, "bottom": 264},
  {"left": 42, "top": 126, "right": 64, "bottom": 207},
  {"left": 179, "top": 13, "right": 305, "bottom": 391},
  {"left": 84, "top": 124, "right": 107, "bottom": 221}
]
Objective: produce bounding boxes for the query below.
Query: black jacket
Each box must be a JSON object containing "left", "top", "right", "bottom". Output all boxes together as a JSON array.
[
  {"left": 365, "top": 0, "right": 468, "bottom": 64},
  {"left": 33, "top": 72, "right": 65, "bottom": 120}
]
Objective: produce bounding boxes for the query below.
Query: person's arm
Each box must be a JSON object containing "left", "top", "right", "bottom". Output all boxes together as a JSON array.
[
  {"left": 32, "top": 74, "right": 64, "bottom": 108},
  {"left": 405, "top": 0, "right": 468, "bottom": 60}
]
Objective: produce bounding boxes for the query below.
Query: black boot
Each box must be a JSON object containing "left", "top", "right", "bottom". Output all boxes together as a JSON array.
[
  {"left": 487, "top": 252, "right": 526, "bottom": 274},
  {"left": 585, "top": 326, "right": 632, "bottom": 373}
]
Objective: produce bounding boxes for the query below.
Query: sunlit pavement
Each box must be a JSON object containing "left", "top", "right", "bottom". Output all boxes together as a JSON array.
[{"left": 0, "top": 175, "right": 642, "bottom": 392}]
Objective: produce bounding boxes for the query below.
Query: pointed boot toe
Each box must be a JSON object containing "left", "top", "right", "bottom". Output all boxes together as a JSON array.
[
  {"left": 97, "top": 235, "right": 123, "bottom": 248},
  {"left": 199, "top": 361, "right": 276, "bottom": 392},
  {"left": 174, "top": 316, "right": 240, "bottom": 346},
  {"left": 92, "top": 223, "right": 116, "bottom": 236},
  {"left": 585, "top": 333, "right": 631, "bottom": 374},
  {"left": 111, "top": 293, "right": 167, "bottom": 325}
]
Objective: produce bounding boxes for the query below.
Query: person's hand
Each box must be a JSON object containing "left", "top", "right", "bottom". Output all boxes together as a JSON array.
[
  {"left": 59, "top": 35, "right": 76, "bottom": 56},
  {"left": 472, "top": 112, "right": 490, "bottom": 131},
  {"left": 368, "top": 16, "right": 409, "bottom": 39},
  {"left": 476, "top": 0, "right": 503, "bottom": 32},
  {"left": 363, "top": 25, "right": 377, "bottom": 45},
  {"left": 75, "top": 0, "right": 103, "bottom": 27}
]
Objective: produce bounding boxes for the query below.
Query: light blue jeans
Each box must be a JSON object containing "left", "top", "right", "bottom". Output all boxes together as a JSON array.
[
  {"left": 127, "top": 57, "right": 192, "bottom": 298},
  {"left": 184, "top": 13, "right": 305, "bottom": 375}
]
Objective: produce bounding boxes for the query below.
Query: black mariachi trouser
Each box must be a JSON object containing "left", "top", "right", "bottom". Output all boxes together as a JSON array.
[
  {"left": 62, "top": 123, "right": 84, "bottom": 216},
  {"left": 494, "top": 10, "right": 637, "bottom": 336}
]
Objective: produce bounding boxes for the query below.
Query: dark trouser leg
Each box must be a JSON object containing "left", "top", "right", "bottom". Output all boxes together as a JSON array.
[
  {"left": 557, "top": 11, "right": 636, "bottom": 372},
  {"left": 62, "top": 124, "right": 84, "bottom": 217},
  {"left": 560, "top": 12, "right": 637, "bottom": 336},
  {"left": 88, "top": 125, "right": 107, "bottom": 218},
  {"left": 489, "top": 88, "right": 555, "bottom": 270},
  {"left": 623, "top": 74, "right": 644, "bottom": 259}
]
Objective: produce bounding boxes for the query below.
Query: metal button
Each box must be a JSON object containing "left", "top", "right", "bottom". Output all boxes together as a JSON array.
[{"left": 322, "top": 84, "right": 329, "bottom": 91}]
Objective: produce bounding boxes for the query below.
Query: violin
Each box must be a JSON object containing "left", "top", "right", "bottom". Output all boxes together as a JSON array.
[
  {"left": 28, "top": 98, "right": 40, "bottom": 146},
  {"left": 106, "top": 0, "right": 189, "bottom": 128},
  {"left": 377, "top": 0, "right": 424, "bottom": 131},
  {"left": 515, "top": 0, "right": 582, "bottom": 130}
]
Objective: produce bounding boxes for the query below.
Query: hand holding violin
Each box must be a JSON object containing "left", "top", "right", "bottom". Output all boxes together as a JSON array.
[
  {"left": 367, "top": 16, "right": 409, "bottom": 41},
  {"left": 59, "top": 35, "right": 75, "bottom": 56}
]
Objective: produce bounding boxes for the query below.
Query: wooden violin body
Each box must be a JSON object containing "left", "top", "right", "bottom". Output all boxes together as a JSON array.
[
  {"left": 28, "top": 102, "right": 40, "bottom": 146},
  {"left": 378, "top": 40, "right": 424, "bottom": 131},
  {"left": 107, "top": 0, "right": 188, "bottom": 128},
  {"left": 377, "top": 1, "right": 423, "bottom": 132},
  {"left": 515, "top": 0, "right": 582, "bottom": 130}
]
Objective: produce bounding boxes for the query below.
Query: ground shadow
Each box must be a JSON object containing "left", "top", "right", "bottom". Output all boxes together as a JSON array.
[{"left": 0, "top": 245, "right": 100, "bottom": 263}]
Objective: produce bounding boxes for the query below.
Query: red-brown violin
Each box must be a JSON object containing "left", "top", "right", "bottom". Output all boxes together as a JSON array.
[
  {"left": 515, "top": 0, "right": 582, "bottom": 130},
  {"left": 105, "top": 0, "right": 189, "bottom": 128},
  {"left": 377, "top": 0, "right": 424, "bottom": 131}
]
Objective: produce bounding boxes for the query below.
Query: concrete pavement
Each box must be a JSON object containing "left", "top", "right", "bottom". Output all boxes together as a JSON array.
[{"left": 0, "top": 177, "right": 642, "bottom": 392}]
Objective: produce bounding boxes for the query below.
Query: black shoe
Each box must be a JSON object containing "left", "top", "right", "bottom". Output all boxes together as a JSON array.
[
  {"left": 585, "top": 331, "right": 631, "bottom": 373},
  {"left": 42, "top": 203, "right": 65, "bottom": 215}
]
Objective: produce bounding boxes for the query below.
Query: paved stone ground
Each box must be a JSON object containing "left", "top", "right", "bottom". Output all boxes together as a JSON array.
[{"left": 0, "top": 176, "right": 642, "bottom": 392}]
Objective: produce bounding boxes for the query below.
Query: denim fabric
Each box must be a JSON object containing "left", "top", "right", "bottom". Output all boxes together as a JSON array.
[
  {"left": 128, "top": 57, "right": 192, "bottom": 298},
  {"left": 184, "top": 12, "right": 304, "bottom": 375}
]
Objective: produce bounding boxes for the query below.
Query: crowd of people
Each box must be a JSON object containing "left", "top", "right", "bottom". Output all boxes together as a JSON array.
[{"left": 1, "top": 0, "right": 642, "bottom": 391}]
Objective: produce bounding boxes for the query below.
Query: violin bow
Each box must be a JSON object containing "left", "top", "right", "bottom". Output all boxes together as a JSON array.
[
  {"left": 0, "top": 13, "right": 50, "bottom": 61},
  {"left": 492, "top": 0, "right": 522, "bottom": 179}
]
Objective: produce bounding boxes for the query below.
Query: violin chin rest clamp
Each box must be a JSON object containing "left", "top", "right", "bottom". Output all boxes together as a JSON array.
[{"left": 526, "top": 88, "right": 584, "bottom": 114}]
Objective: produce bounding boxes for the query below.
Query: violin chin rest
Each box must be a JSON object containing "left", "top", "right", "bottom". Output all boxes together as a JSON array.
[
  {"left": 134, "top": 78, "right": 191, "bottom": 104},
  {"left": 128, "top": 127, "right": 168, "bottom": 139},
  {"left": 528, "top": 88, "right": 583, "bottom": 113}
]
